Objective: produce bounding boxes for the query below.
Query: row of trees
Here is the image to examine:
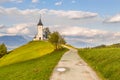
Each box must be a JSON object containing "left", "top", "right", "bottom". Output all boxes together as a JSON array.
[
  {"left": 0, "top": 43, "right": 7, "bottom": 58},
  {"left": 48, "top": 31, "right": 66, "bottom": 50}
]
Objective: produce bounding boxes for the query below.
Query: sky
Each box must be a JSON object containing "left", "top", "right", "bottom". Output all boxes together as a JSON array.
[{"left": 0, "top": 0, "right": 120, "bottom": 47}]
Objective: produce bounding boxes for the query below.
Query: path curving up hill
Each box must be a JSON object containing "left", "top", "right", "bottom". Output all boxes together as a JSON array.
[{"left": 50, "top": 48, "right": 100, "bottom": 80}]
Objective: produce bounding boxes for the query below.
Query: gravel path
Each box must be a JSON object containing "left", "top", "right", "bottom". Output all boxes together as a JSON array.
[{"left": 50, "top": 48, "right": 100, "bottom": 80}]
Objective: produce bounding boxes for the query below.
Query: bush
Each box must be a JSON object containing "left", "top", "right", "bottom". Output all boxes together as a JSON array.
[{"left": 0, "top": 43, "right": 7, "bottom": 58}]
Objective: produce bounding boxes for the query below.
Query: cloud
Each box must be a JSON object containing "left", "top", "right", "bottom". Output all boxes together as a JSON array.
[
  {"left": 55, "top": 1, "right": 62, "bottom": 6},
  {"left": 32, "top": 0, "right": 38, "bottom": 3},
  {"left": 0, "top": 34, "right": 2, "bottom": 36},
  {"left": 0, "top": 0, "right": 24, "bottom": 3},
  {"left": 11, "top": 0, "right": 23, "bottom": 3},
  {"left": 0, "top": 23, "right": 37, "bottom": 37},
  {"left": 0, "top": 6, "right": 99, "bottom": 26},
  {"left": 72, "top": 0, "right": 76, "bottom": 3},
  {"left": 0, "top": 7, "right": 48, "bottom": 24},
  {"left": 0, "top": 7, "right": 47, "bottom": 16},
  {"left": 0, "top": 6, "right": 98, "bottom": 20},
  {"left": 49, "top": 25, "right": 120, "bottom": 46},
  {"left": 0, "top": 24, "right": 4, "bottom": 29},
  {"left": 104, "top": 14, "right": 120, "bottom": 23},
  {"left": 50, "top": 25, "right": 108, "bottom": 37},
  {"left": 49, "top": 10, "right": 98, "bottom": 19},
  {"left": 7, "top": 24, "right": 30, "bottom": 35}
]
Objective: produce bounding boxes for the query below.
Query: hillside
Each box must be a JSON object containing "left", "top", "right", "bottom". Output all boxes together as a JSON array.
[
  {"left": 0, "top": 41, "right": 54, "bottom": 67},
  {"left": 78, "top": 48, "right": 120, "bottom": 80},
  {"left": 0, "top": 48, "right": 67, "bottom": 80},
  {"left": 93, "top": 43, "right": 120, "bottom": 48}
]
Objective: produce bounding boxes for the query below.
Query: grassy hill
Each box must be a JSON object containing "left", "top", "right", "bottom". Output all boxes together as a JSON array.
[
  {"left": 0, "top": 41, "right": 54, "bottom": 67},
  {"left": 0, "top": 48, "right": 67, "bottom": 80},
  {"left": 78, "top": 48, "right": 120, "bottom": 80},
  {"left": 0, "top": 41, "right": 68, "bottom": 80}
]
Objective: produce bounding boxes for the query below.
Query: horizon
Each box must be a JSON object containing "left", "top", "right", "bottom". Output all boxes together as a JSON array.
[{"left": 0, "top": 0, "right": 120, "bottom": 48}]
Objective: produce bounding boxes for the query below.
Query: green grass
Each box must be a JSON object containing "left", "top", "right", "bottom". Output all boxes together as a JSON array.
[
  {"left": 78, "top": 48, "right": 120, "bottom": 80},
  {"left": 0, "top": 48, "right": 68, "bottom": 80},
  {"left": 0, "top": 41, "right": 54, "bottom": 67}
]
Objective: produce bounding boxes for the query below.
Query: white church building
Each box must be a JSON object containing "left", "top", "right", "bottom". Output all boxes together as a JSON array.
[{"left": 33, "top": 17, "right": 45, "bottom": 41}]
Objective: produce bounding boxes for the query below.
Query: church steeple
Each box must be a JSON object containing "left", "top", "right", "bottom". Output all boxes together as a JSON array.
[
  {"left": 33, "top": 14, "right": 44, "bottom": 41},
  {"left": 37, "top": 15, "right": 43, "bottom": 26}
]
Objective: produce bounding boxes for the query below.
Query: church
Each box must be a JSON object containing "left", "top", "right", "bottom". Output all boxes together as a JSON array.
[{"left": 33, "top": 17, "right": 49, "bottom": 41}]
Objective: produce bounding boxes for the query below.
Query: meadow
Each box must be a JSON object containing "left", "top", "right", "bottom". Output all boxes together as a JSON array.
[{"left": 78, "top": 48, "right": 120, "bottom": 80}]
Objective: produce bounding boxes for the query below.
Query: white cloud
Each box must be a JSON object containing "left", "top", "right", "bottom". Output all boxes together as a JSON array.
[
  {"left": 2, "top": 0, "right": 24, "bottom": 3},
  {"left": 55, "top": 1, "right": 62, "bottom": 6},
  {"left": 72, "top": 0, "right": 76, "bottom": 3},
  {"left": 105, "top": 14, "right": 120, "bottom": 23},
  {"left": 7, "top": 24, "right": 30, "bottom": 35},
  {"left": 0, "top": 24, "right": 4, "bottom": 29},
  {"left": 0, "top": 6, "right": 99, "bottom": 27},
  {"left": 32, "top": 0, "right": 38, "bottom": 3},
  {"left": 0, "top": 7, "right": 48, "bottom": 16},
  {"left": 0, "top": 34, "right": 2, "bottom": 36},
  {"left": 12, "top": 0, "right": 23, "bottom": 3},
  {"left": 49, "top": 10, "right": 98, "bottom": 19},
  {"left": 49, "top": 25, "right": 120, "bottom": 45},
  {"left": 0, "top": 33, "right": 16, "bottom": 36},
  {"left": 21, "top": 28, "right": 30, "bottom": 34},
  {"left": 0, "top": 6, "right": 98, "bottom": 20},
  {"left": 50, "top": 25, "right": 108, "bottom": 37}
]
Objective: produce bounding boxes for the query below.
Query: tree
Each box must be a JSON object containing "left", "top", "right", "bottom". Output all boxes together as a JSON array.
[
  {"left": 48, "top": 31, "right": 66, "bottom": 50},
  {"left": 43, "top": 27, "right": 51, "bottom": 39},
  {"left": 0, "top": 43, "right": 7, "bottom": 58},
  {"left": 59, "top": 36, "right": 66, "bottom": 45}
]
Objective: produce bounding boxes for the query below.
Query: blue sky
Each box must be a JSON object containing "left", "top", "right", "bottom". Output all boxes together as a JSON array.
[{"left": 0, "top": 0, "right": 120, "bottom": 47}]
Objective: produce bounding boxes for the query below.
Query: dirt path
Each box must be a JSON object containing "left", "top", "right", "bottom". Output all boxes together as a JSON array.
[{"left": 50, "top": 48, "right": 100, "bottom": 80}]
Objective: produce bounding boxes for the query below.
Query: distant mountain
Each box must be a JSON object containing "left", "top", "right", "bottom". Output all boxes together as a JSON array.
[{"left": 0, "top": 35, "right": 29, "bottom": 50}]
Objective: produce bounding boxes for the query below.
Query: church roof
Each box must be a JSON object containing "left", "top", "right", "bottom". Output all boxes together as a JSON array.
[{"left": 37, "top": 16, "right": 43, "bottom": 26}]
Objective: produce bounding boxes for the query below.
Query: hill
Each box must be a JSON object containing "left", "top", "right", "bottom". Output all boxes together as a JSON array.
[
  {"left": 0, "top": 45, "right": 67, "bottom": 80},
  {"left": 0, "top": 35, "right": 28, "bottom": 50},
  {"left": 0, "top": 41, "right": 54, "bottom": 67},
  {"left": 93, "top": 43, "right": 120, "bottom": 48},
  {"left": 78, "top": 48, "right": 120, "bottom": 80}
]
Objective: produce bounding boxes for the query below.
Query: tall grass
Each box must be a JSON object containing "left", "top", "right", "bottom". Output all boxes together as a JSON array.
[
  {"left": 78, "top": 48, "right": 120, "bottom": 80},
  {"left": 0, "top": 48, "right": 68, "bottom": 80}
]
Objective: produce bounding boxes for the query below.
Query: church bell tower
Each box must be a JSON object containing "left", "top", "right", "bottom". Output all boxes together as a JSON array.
[{"left": 33, "top": 16, "right": 43, "bottom": 40}]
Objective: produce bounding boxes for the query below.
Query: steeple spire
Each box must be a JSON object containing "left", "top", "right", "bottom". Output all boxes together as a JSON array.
[{"left": 37, "top": 14, "right": 43, "bottom": 26}]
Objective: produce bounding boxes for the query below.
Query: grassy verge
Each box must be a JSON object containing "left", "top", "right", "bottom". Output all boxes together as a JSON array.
[
  {"left": 78, "top": 48, "right": 120, "bottom": 80},
  {"left": 0, "top": 48, "right": 68, "bottom": 80}
]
